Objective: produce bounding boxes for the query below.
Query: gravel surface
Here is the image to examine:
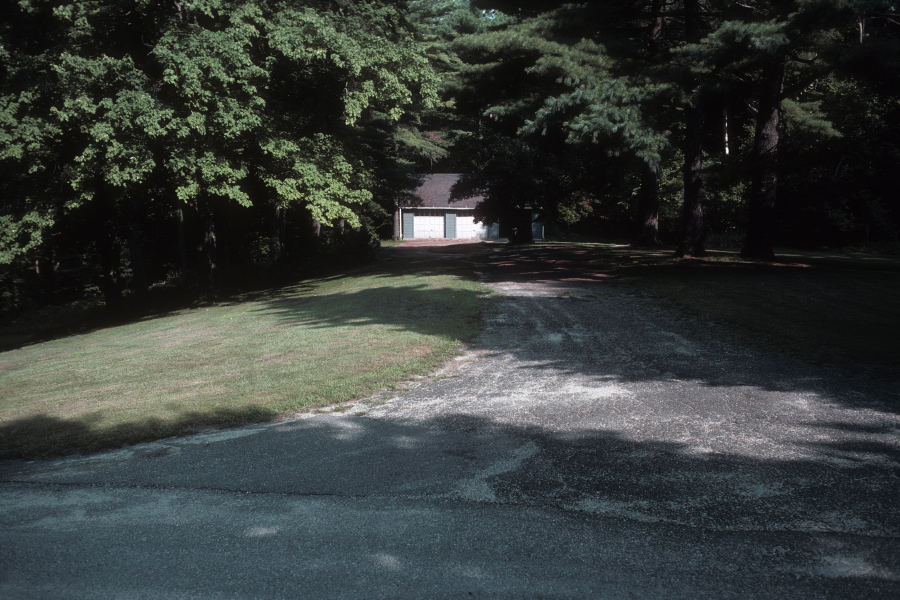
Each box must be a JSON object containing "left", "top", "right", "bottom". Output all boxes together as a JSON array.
[{"left": 1, "top": 242, "right": 898, "bottom": 599}]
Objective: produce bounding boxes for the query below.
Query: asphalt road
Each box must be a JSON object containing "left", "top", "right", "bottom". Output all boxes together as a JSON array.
[{"left": 2, "top": 243, "right": 899, "bottom": 599}]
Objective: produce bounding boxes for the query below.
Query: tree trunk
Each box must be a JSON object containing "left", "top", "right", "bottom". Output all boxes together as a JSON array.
[
  {"left": 509, "top": 208, "right": 533, "bottom": 243},
  {"left": 727, "top": 93, "right": 745, "bottom": 155},
  {"left": 92, "top": 186, "right": 124, "bottom": 310},
  {"left": 677, "top": 93, "right": 706, "bottom": 257},
  {"left": 741, "top": 60, "right": 785, "bottom": 261},
  {"left": 634, "top": 0, "right": 665, "bottom": 248},
  {"left": 676, "top": 0, "right": 706, "bottom": 258},
  {"left": 127, "top": 198, "right": 148, "bottom": 303},
  {"left": 723, "top": 103, "right": 730, "bottom": 156},
  {"left": 648, "top": 0, "right": 665, "bottom": 55},
  {"left": 269, "top": 202, "right": 285, "bottom": 263},
  {"left": 176, "top": 203, "right": 189, "bottom": 282},
  {"left": 634, "top": 161, "right": 662, "bottom": 246},
  {"left": 97, "top": 226, "right": 123, "bottom": 310},
  {"left": 306, "top": 217, "right": 322, "bottom": 257},
  {"left": 201, "top": 201, "right": 217, "bottom": 298},
  {"left": 35, "top": 242, "right": 57, "bottom": 304}
]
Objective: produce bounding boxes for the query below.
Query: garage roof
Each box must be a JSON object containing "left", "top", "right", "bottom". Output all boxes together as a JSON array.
[{"left": 413, "top": 174, "right": 484, "bottom": 209}]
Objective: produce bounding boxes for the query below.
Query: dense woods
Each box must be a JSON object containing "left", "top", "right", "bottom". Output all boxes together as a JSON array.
[
  {"left": 455, "top": 0, "right": 900, "bottom": 255},
  {"left": 1, "top": 0, "right": 898, "bottom": 313}
]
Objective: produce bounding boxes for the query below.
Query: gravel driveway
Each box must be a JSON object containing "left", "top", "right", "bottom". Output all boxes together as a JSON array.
[{"left": 2, "top": 242, "right": 898, "bottom": 599}]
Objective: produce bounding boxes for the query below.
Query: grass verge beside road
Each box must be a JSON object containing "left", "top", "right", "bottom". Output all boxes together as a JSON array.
[{"left": 0, "top": 252, "right": 486, "bottom": 459}]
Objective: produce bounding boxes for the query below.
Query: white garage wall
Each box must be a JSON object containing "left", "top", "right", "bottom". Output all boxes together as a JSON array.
[
  {"left": 455, "top": 215, "right": 490, "bottom": 239},
  {"left": 405, "top": 210, "right": 501, "bottom": 239}
]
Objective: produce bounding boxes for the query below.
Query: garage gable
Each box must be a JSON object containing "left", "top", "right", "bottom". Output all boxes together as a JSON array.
[{"left": 401, "top": 174, "right": 498, "bottom": 240}]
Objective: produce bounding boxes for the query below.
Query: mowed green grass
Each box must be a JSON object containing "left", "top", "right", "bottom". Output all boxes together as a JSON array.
[
  {"left": 585, "top": 245, "right": 900, "bottom": 370},
  {"left": 0, "top": 254, "right": 486, "bottom": 459}
]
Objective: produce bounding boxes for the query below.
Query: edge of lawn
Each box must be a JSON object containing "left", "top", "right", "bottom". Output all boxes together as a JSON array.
[
  {"left": 576, "top": 242, "right": 900, "bottom": 374},
  {"left": 0, "top": 247, "right": 495, "bottom": 460}
]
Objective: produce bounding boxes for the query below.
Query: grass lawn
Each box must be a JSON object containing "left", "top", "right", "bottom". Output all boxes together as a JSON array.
[
  {"left": 0, "top": 252, "right": 487, "bottom": 459},
  {"left": 578, "top": 244, "right": 900, "bottom": 371}
]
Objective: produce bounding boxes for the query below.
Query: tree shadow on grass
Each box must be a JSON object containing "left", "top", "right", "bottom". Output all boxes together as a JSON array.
[
  {"left": 3, "top": 243, "right": 898, "bottom": 461},
  {"left": 248, "top": 282, "right": 485, "bottom": 342},
  {"left": 0, "top": 247, "right": 493, "bottom": 461},
  {"left": 0, "top": 248, "right": 413, "bottom": 354},
  {"left": 250, "top": 243, "right": 900, "bottom": 417},
  {"left": 626, "top": 271, "right": 900, "bottom": 374},
  {"left": 0, "top": 244, "right": 485, "bottom": 354},
  {"left": 0, "top": 407, "right": 279, "bottom": 460},
  {"left": 238, "top": 247, "right": 492, "bottom": 343}
]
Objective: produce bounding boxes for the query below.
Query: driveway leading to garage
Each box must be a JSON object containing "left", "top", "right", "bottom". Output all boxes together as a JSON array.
[{"left": 2, "top": 243, "right": 898, "bottom": 599}]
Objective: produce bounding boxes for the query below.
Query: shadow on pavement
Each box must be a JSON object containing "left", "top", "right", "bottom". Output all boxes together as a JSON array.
[{"left": 2, "top": 408, "right": 898, "bottom": 598}]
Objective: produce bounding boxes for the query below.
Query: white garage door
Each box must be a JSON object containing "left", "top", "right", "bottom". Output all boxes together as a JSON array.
[
  {"left": 455, "top": 215, "right": 490, "bottom": 239},
  {"left": 413, "top": 215, "right": 444, "bottom": 238}
]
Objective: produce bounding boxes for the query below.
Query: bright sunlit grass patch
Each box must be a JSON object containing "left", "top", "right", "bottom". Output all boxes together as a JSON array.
[{"left": 0, "top": 255, "right": 487, "bottom": 459}]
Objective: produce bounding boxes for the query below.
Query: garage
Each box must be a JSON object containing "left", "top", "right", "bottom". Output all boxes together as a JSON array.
[
  {"left": 455, "top": 215, "right": 491, "bottom": 239},
  {"left": 403, "top": 210, "right": 500, "bottom": 240},
  {"left": 412, "top": 213, "right": 444, "bottom": 239},
  {"left": 398, "top": 173, "right": 540, "bottom": 241}
]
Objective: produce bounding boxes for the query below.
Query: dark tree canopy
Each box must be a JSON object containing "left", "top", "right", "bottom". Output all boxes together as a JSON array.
[{"left": 437, "top": 1, "right": 900, "bottom": 257}]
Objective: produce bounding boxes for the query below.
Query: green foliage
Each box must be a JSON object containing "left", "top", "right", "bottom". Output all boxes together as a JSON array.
[
  {"left": 402, "top": 0, "right": 517, "bottom": 173},
  {"left": 0, "top": 0, "right": 439, "bottom": 309},
  {"left": 261, "top": 134, "right": 372, "bottom": 225},
  {"left": 446, "top": 2, "right": 677, "bottom": 236},
  {"left": 782, "top": 99, "right": 842, "bottom": 139},
  {"left": 0, "top": 211, "right": 52, "bottom": 264},
  {"left": 526, "top": 78, "right": 670, "bottom": 165},
  {"left": 780, "top": 73, "right": 900, "bottom": 246},
  {"left": 409, "top": 0, "right": 514, "bottom": 42},
  {"left": 449, "top": 0, "right": 899, "bottom": 251}
]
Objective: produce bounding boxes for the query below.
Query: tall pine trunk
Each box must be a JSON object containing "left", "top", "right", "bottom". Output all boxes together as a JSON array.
[
  {"left": 35, "top": 239, "right": 56, "bottom": 304},
  {"left": 677, "top": 93, "right": 706, "bottom": 257},
  {"left": 648, "top": 0, "right": 665, "bottom": 54},
  {"left": 742, "top": 60, "right": 785, "bottom": 261},
  {"left": 634, "top": 0, "right": 665, "bottom": 247},
  {"left": 635, "top": 161, "right": 662, "bottom": 246},
  {"left": 393, "top": 204, "right": 401, "bottom": 239},
  {"left": 677, "top": 0, "right": 706, "bottom": 257}
]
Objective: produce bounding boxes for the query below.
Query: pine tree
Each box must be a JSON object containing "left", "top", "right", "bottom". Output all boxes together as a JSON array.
[
  {"left": 676, "top": 0, "right": 708, "bottom": 257},
  {"left": 449, "top": 2, "right": 677, "bottom": 241},
  {"left": 677, "top": 0, "right": 861, "bottom": 260}
]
